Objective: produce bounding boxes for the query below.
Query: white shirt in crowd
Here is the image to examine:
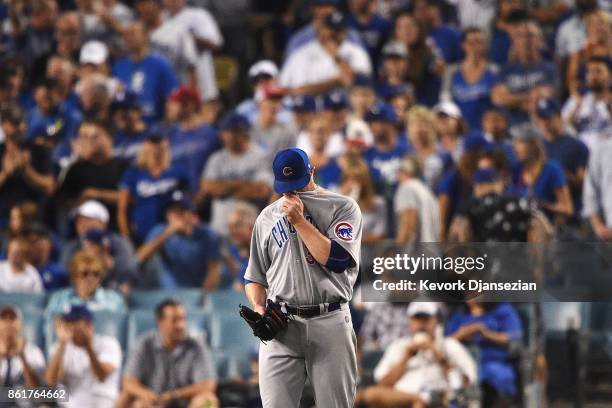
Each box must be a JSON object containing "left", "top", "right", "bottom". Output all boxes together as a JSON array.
[
  {"left": 150, "top": 18, "right": 198, "bottom": 84},
  {"left": 0, "top": 342, "right": 45, "bottom": 385},
  {"left": 562, "top": 92, "right": 612, "bottom": 151},
  {"left": 0, "top": 261, "right": 43, "bottom": 293},
  {"left": 160, "top": 7, "right": 223, "bottom": 101},
  {"left": 447, "top": 0, "right": 496, "bottom": 35},
  {"left": 374, "top": 334, "right": 476, "bottom": 402},
  {"left": 296, "top": 130, "right": 345, "bottom": 158},
  {"left": 279, "top": 40, "right": 372, "bottom": 90},
  {"left": 53, "top": 335, "right": 122, "bottom": 408},
  {"left": 394, "top": 178, "right": 440, "bottom": 243}
]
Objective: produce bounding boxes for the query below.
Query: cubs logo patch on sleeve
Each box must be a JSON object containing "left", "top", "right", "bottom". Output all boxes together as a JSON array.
[{"left": 334, "top": 222, "right": 354, "bottom": 242}]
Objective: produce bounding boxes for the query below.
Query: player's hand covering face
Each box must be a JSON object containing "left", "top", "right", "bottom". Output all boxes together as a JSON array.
[{"left": 282, "top": 193, "right": 304, "bottom": 225}]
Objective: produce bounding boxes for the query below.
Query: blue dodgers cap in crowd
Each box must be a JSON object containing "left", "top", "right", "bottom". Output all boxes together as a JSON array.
[
  {"left": 218, "top": 112, "right": 250, "bottom": 132},
  {"left": 290, "top": 95, "right": 317, "bottom": 113},
  {"left": 166, "top": 190, "right": 195, "bottom": 212},
  {"left": 272, "top": 148, "right": 312, "bottom": 193},
  {"left": 111, "top": 89, "right": 140, "bottom": 110},
  {"left": 535, "top": 97, "right": 561, "bottom": 119},
  {"left": 380, "top": 83, "right": 413, "bottom": 101},
  {"left": 30, "top": 122, "right": 63, "bottom": 140},
  {"left": 463, "top": 133, "right": 493, "bottom": 153},
  {"left": 323, "top": 90, "right": 347, "bottom": 111},
  {"left": 364, "top": 103, "right": 398, "bottom": 124},
  {"left": 62, "top": 304, "right": 93, "bottom": 321},
  {"left": 472, "top": 168, "right": 500, "bottom": 184},
  {"left": 324, "top": 11, "right": 346, "bottom": 31}
]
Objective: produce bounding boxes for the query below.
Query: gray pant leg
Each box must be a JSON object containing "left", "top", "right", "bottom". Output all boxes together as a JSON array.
[
  {"left": 259, "top": 322, "right": 307, "bottom": 408},
  {"left": 305, "top": 304, "right": 358, "bottom": 408}
]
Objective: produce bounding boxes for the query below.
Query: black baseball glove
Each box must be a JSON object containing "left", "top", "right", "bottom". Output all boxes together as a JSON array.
[{"left": 239, "top": 299, "right": 291, "bottom": 342}]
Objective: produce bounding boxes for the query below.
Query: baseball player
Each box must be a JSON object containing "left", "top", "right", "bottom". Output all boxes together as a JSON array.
[{"left": 243, "top": 147, "right": 362, "bottom": 407}]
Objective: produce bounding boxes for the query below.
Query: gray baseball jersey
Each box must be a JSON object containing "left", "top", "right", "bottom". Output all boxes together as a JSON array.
[{"left": 244, "top": 186, "right": 362, "bottom": 305}]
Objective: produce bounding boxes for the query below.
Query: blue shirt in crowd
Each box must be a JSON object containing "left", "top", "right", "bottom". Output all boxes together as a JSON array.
[
  {"left": 146, "top": 223, "right": 221, "bottom": 288},
  {"left": 119, "top": 166, "right": 189, "bottom": 242},
  {"left": 489, "top": 29, "right": 511, "bottom": 66},
  {"left": 168, "top": 124, "right": 221, "bottom": 191},
  {"left": 511, "top": 160, "right": 567, "bottom": 216},
  {"left": 26, "top": 103, "right": 83, "bottom": 159},
  {"left": 364, "top": 143, "right": 410, "bottom": 192},
  {"left": 315, "top": 158, "right": 343, "bottom": 191},
  {"left": 346, "top": 13, "right": 392, "bottom": 64},
  {"left": 37, "top": 262, "right": 69, "bottom": 291},
  {"left": 112, "top": 53, "right": 178, "bottom": 123},
  {"left": 446, "top": 303, "right": 523, "bottom": 396},
  {"left": 430, "top": 25, "right": 463, "bottom": 63},
  {"left": 113, "top": 129, "right": 149, "bottom": 162},
  {"left": 448, "top": 65, "right": 499, "bottom": 130}
]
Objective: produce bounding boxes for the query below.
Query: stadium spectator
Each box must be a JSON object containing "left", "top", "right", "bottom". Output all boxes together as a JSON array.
[
  {"left": 356, "top": 302, "right": 477, "bottom": 408},
  {"left": 566, "top": 10, "right": 612, "bottom": 95},
  {"left": 441, "top": 27, "right": 499, "bottom": 130},
  {"left": 58, "top": 120, "right": 129, "bottom": 228},
  {"left": 0, "top": 305, "right": 45, "bottom": 388},
  {"left": 555, "top": 0, "right": 599, "bottom": 59},
  {"left": 25, "top": 223, "right": 69, "bottom": 291},
  {"left": 45, "top": 305, "right": 122, "bottom": 408},
  {"left": 54, "top": 12, "right": 82, "bottom": 61},
  {"left": 395, "top": 156, "right": 440, "bottom": 245},
  {"left": 411, "top": 0, "right": 463, "bottom": 63},
  {"left": 511, "top": 128, "right": 574, "bottom": 221},
  {"left": 0, "top": 235, "right": 43, "bottom": 293},
  {"left": 236, "top": 60, "right": 293, "bottom": 126},
  {"left": 223, "top": 202, "right": 258, "bottom": 290},
  {"left": 61, "top": 200, "right": 138, "bottom": 290},
  {"left": 249, "top": 83, "right": 296, "bottom": 161},
  {"left": 47, "top": 249, "right": 127, "bottom": 315},
  {"left": 449, "top": 167, "right": 552, "bottom": 242},
  {"left": 160, "top": 0, "right": 223, "bottom": 102},
  {"left": 491, "top": 19, "right": 558, "bottom": 127},
  {"left": 534, "top": 98, "right": 589, "bottom": 222},
  {"left": 73, "top": 0, "right": 131, "bottom": 43},
  {"left": 322, "top": 89, "right": 350, "bottom": 135},
  {"left": 450, "top": 0, "right": 497, "bottom": 34},
  {"left": 391, "top": 11, "right": 444, "bottom": 105},
  {"left": 406, "top": 106, "right": 449, "bottom": 188},
  {"left": 377, "top": 41, "right": 410, "bottom": 93},
  {"left": 137, "top": 191, "right": 222, "bottom": 289},
  {"left": 112, "top": 21, "right": 178, "bottom": 123},
  {"left": 165, "top": 86, "right": 220, "bottom": 191},
  {"left": 199, "top": 112, "right": 272, "bottom": 235},
  {"left": 118, "top": 299, "right": 218, "bottom": 408},
  {"left": 434, "top": 101, "right": 467, "bottom": 163},
  {"left": 488, "top": 0, "right": 524, "bottom": 66},
  {"left": 437, "top": 133, "right": 491, "bottom": 240},
  {"left": 0, "top": 105, "right": 55, "bottom": 225},
  {"left": 297, "top": 114, "right": 344, "bottom": 166},
  {"left": 77, "top": 73, "right": 113, "bottom": 122},
  {"left": 79, "top": 40, "right": 111, "bottom": 79},
  {"left": 446, "top": 301, "right": 523, "bottom": 407},
  {"left": 46, "top": 56, "right": 79, "bottom": 114},
  {"left": 1, "top": 201, "right": 39, "bottom": 253},
  {"left": 384, "top": 84, "right": 416, "bottom": 127},
  {"left": 562, "top": 56, "right": 612, "bottom": 151},
  {"left": 583, "top": 136, "right": 612, "bottom": 241},
  {"left": 346, "top": 0, "right": 392, "bottom": 63},
  {"left": 349, "top": 75, "right": 377, "bottom": 120},
  {"left": 279, "top": 11, "right": 372, "bottom": 96},
  {"left": 339, "top": 160, "right": 387, "bottom": 242},
  {"left": 284, "top": 0, "right": 365, "bottom": 56},
  {"left": 481, "top": 108, "right": 517, "bottom": 169},
  {"left": 359, "top": 302, "right": 409, "bottom": 350},
  {"left": 363, "top": 103, "right": 407, "bottom": 193},
  {"left": 118, "top": 132, "right": 189, "bottom": 243},
  {"left": 111, "top": 90, "right": 149, "bottom": 161}
]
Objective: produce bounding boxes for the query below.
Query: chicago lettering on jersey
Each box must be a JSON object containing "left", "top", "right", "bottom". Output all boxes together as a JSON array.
[{"left": 271, "top": 214, "right": 314, "bottom": 248}]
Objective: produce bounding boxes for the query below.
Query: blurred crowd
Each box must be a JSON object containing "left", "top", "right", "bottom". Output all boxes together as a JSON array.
[{"left": 0, "top": 0, "right": 611, "bottom": 406}]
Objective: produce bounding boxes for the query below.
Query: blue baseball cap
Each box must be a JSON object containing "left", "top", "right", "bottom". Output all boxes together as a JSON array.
[
  {"left": 463, "top": 133, "right": 493, "bottom": 153},
  {"left": 472, "top": 168, "right": 500, "bottom": 184},
  {"left": 324, "top": 11, "right": 346, "bottom": 31},
  {"left": 364, "top": 103, "right": 398, "bottom": 124},
  {"left": 535, "top": 97, "right": 561, "bottom": 119},
  {"left": 62, "top": 305, "right": 93, "bottom": 321},
  {"left": 323, "top": 91, "right": 347, "bottom": 111},
  {"left": 219, "top": 112, "right": 250, "bottom": 132},
  {"left": 166, "top": 190, "right": 195, "bottom": 212},
  {"left": 290, "top": 95, "right": 317, "bottom": 113},
  {"left": 272, "top": 148, "right": 312, "bottom": 193},
  {"left": 380, "top": 83, "right": 414, "bottom": 101}
]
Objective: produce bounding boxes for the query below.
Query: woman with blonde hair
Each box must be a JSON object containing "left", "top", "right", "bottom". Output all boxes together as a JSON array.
[
  {"left": 45, "top": 248, "right": 126, "bottom": 316},
  {"left": 117, "top": 132, "right": 188, "bottom": 243},
  {"left": 339, "top": 159, "right": 387, "bottom": 243},
  {"left": 406, "top": 106, "right": 451, "bottom": 188}
]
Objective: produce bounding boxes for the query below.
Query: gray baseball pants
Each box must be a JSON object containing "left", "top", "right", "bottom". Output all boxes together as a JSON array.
[{"left": 258, "top": 302, "right": 357, "bottom": 408}]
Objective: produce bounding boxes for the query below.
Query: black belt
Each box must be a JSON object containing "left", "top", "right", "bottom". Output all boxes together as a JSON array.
[{"left": 284, "top": 302, "right": 342, "bottom": 318}]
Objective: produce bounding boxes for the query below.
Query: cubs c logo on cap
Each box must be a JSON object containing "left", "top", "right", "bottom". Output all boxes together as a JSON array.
[
  {"left": 283, "top": 166, "right": 293, "bottom": 176},
  {"left": 334, "top": 222, "right": 354, "bottom": 242}
]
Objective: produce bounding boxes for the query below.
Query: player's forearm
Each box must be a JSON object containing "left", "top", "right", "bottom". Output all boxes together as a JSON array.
[
  {"left": 293, "top": 217, "right": 331, "bottom": 265},
  {"left": 245, "top": 282, "right": 267, "bottom": 314}
]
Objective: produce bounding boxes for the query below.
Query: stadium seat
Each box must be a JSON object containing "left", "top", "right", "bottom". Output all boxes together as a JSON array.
[
  {"left": 128, "top": 289, "right": 204, "bottom": 309},
  {"left": 126, "top": 308, "right": 210, "bottom": 350},
  {"left": 209, "top": 310, "right": 259, "bottom": 352},
  {"left": 0, "top": 292, "right": 47, "bottom": 312},
  {"left": 44, "top": 311, "right": 128, "bottom": 356},
  {"left": 203, "top": 289, "right": 248, "bottom": 314}
]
